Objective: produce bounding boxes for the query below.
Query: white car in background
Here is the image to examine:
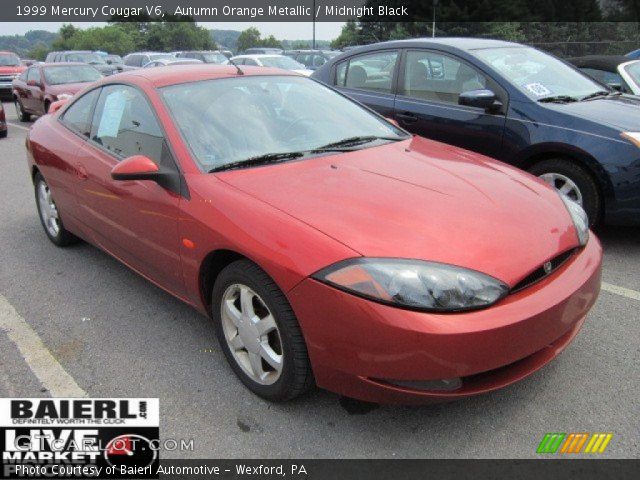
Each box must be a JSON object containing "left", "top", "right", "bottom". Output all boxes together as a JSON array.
[
  {"left": 229, "top": 54, "right": 313, "bottom": 76},
  {"left": 142, "top": 58, "right": 203, "bottom": 68}
]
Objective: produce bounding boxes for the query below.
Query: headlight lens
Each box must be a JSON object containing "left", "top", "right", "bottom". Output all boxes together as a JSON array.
[
  {"left": 313, "top": 258, "right": 509, "bottom": 312},
  {"left": 621, "top": 132, "right": 640, "bottom": 148},
  {"left": 559, "top": 193, "right": 589, "bottom": 246}
]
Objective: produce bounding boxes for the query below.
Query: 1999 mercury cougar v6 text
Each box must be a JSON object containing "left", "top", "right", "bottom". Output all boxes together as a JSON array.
[{"left": 25, "top": 65, "right": 601, "bottom": 403}]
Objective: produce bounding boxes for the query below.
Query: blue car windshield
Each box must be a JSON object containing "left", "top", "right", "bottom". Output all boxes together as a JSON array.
[{"left": 474, "top": 47, "right": 603, "bottom": 100}]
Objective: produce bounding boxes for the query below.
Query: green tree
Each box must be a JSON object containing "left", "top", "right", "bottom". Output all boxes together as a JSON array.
[
  {"left": 236, "top": 27, "right": 262, "bottom": 52},
  {"left": 330, "top": 20, "right": 360, "bottom": 49},
  {"left": 144, "top": 19, "right": 215, "bottom": 51},
  {"left": 26, "top": 42, "right": 50, "bottom": 61}
]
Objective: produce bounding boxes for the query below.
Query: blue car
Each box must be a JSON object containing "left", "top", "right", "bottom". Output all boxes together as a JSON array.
[
  {"left": 313, "top": 38, "right": 640, "bottom": 226},
  {"left": 626, "top": 49, "right": 640, "bottom": 60}
]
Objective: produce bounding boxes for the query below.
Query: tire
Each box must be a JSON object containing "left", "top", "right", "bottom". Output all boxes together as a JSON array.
[
  {"left": 34, "top": 172, "right": 79, "bottom": 247},
  {"left": 528, "top": 158, "right": 602, "bottom": 227},
  {"left": 0, "top": 129, "right": 6, "bottom": 138},
  {"left": 15, "top": 98, "right": 31, "bottom": 122},
  {"left": 211, "top": 259, "right": 314, "bottom": 401}
]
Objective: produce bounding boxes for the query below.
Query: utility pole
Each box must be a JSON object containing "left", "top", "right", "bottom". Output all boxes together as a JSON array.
[{"left": 432, "top": 0, "right": 438, "bottom": 38}]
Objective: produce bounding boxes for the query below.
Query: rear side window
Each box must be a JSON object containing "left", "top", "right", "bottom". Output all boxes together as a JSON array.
[
  {"left": 90, "top": 85, "right": 167, "bottom": 164},
  {"left": 60, "top": 88, "right": 101, "bottom": 137},
  {"left": 335, "top": 50, "right": 398, "bottom": 93}
]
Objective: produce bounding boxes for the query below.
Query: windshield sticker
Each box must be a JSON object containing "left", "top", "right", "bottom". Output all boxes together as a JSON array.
[{"left": 523, "top": 82, "right": 552, "bottom": 97}]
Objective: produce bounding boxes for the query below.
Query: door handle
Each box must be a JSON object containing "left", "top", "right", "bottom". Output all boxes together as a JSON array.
[
  {"left": 75, "top": 164, "right": 88, "bottom": 180},
  {"left": 396, "top": 112, "right": 418, "bottom": 123}
]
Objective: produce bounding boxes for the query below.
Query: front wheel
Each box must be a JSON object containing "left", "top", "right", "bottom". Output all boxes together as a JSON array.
[
  {"left": 15, "top": 98, "right": 31, "bottom": 122},
  {"left": 528, "top": 158, "right": 602, "bottom": 227},
  {"left": 34, "top": 173, "right": 79, "bottom": 247},
  {"left": 211, "top": 259, "right": 314, "bottom": 401}
]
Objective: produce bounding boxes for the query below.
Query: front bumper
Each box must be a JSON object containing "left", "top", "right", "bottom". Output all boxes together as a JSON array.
[{"left": 288, "top": 236, "right": 602, "bottom": 404}]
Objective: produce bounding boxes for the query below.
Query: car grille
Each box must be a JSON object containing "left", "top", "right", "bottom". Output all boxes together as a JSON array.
[
  {"left": 511, "top": 249, "right": 577, "bottom": 293},
  {"left": 0, "top": 75, "right": 14, "bottom": 83}
]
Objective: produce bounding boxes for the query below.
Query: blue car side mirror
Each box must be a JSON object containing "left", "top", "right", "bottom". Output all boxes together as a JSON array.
[{"left": 459, "top": 89, "right": 499, "bottom": 110}]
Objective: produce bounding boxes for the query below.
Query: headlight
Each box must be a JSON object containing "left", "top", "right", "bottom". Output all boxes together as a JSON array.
[
  {"left": 621, "top": 132, "right": 640, "bottom": 148},
  {"left": 56, "top": 93, "right": 73, "bottom": 101},
  {"left": 313, "top": 258, "right": 509, "bottom": 312},
  {"left": 559, "top": 193, "right": 589, "bottom": 246}
]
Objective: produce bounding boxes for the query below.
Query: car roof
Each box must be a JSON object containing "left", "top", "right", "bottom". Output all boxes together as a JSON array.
[
  {"left": 37, "top": 62, "right": 89, "bottom": 68},
  {"left": 233, "top": 54, "right": 284, "bottom": 59},
  {"left": 340, "top": 37, "right": 521, "bottom": 55},
  {"left": 106, "top": 64, "right": 296, "bottom": 88},
  {"left": 567, "top": 55, "right": 630, "bottom": 71}
]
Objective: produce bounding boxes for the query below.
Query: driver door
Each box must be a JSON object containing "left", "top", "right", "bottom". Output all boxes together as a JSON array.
[
  {"left": 73, "top": 84, "right": 186, "bottom": 297},
  {"left": 394, "top": 49, "right": 507, "bottom": 158}
]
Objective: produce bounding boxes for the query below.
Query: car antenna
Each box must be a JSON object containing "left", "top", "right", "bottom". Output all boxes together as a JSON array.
[{"left": 227, "top": 58, "right": 244, "bottom": 75}]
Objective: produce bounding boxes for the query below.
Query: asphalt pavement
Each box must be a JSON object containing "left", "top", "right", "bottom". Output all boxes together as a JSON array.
[{"left": 0, "top": 102, "right": 638, "bottom": 459}]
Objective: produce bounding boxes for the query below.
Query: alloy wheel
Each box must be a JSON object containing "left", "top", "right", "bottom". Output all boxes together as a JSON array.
[
  {"left": 539, "top": 172, "right": 583, "bottom": 206},
  {"left": 37, "top": 181, "right": 61, "bottom": 238},
  {"left": 220, "top": 283, "right": 283, "bottom": 385}
]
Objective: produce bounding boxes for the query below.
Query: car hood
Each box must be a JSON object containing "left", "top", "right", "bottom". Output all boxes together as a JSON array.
[
  {"left": 48, "top": 82, "right": 93, "bottom": 96},
  {"left": 0, "top": 66, "right": 25, "bottom": 75},
  {"left": 217, "top": 137, "right": 580, "bottom": 286},
  {"left": 544, "top": 94, "right": 640, "bottom": 131}
]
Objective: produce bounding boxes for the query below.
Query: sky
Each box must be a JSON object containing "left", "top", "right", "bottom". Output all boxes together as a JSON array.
[{"left": 0, "top": 22, "right": 345, "bottom": 40}]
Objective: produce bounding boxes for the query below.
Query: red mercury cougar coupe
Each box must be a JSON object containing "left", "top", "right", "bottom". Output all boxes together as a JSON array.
[{"left": 26, "top": 65, "right": 602, "bottom": 404}]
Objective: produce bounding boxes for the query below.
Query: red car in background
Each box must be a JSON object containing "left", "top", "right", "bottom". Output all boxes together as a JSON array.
[
  {"left": 0, "top": 103, "right": 7, "bottom": 138},
  {"left": 12, "top": 63, "right": 102, "bottom": 121},
  {"left": 0, "top": 51, "right": 26, "bottom": 99},
  {"left": 25, "top": 66, "right": 601, "bottom": 404}
]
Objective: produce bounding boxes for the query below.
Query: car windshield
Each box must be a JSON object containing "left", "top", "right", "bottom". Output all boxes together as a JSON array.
[
  {"left": 0, "top": 54, "right": 20, "bottom": 66},
  {"left": 161, "top": 75, "right": 406, "bottom": 171},
  {"left": 258, "top": 56, "right": 305, "bottom": 70},
  {"left": 43, "top": 65, "right": 102, "bottom": 85},
  {"left": 66, "top": 53, "right": 105, "bottom": 65},
  {"left": 623, "top": 61, "right": 640, "bottom": 87},
  {"left": 473, "top": 47, "right": 604, "bottom": 100},
  {"left": 201, "top": 53, "right": 228, "bottom": 64}
]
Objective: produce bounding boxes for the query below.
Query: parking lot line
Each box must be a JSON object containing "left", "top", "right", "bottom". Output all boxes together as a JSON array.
[
  {"left": 0, "top": 294, "right": 87, "bottom": 397},
  {"left": 7, "top": 122, "right": 30, "bottom": 132},
  {"left": 601, "top": 282, "right": 640, "bottom": 302}
]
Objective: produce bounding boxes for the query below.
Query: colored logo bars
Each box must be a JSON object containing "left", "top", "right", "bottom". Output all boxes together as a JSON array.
[{"left": 537, "top": 433, "right": 613, "bottom": 454}]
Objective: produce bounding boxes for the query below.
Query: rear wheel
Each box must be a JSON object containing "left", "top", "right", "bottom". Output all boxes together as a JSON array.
[
  {"left": 34, "top": 173, "right": 79, "bottom": 247},
  {"left": 528, "top": 158, "right": 602, "bottom": 226},
  {"left": 211, "top": 259, "right": 314, "bottom": 401},
  {"left": 0, "top": 129, "right": 6, "bottom": 138},
  {"left": 15, "top": 98, "right": 31, "bottom": 122}
]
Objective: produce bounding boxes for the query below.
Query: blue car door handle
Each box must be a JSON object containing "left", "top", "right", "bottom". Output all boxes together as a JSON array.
[{"left": 396, "top": 112, "right": 418, "bottom": 123}]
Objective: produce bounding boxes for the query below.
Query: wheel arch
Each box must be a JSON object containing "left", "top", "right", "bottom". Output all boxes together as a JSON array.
[
  {"left": 517, "top": 144, "right": 615, "bottom": 202},
  {"left": 199, "top": 249, "right": 248, "bottom": 314}
]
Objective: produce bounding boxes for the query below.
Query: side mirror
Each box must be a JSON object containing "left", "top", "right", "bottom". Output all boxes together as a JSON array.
[
  {"left": 609, "top": 83, "right": 623, "bottom": 92},
  {"left": 459, "top": 89, "right": 499, "bottom": 110},
  {"left": 385, "top": 117, "right": 399, "bottom": 127},
  {"left": 111, "top": 155, "right": 184, "bottom": 196},
  {"left": 111, "top": 155, "right": 159, "bottom": 181}
]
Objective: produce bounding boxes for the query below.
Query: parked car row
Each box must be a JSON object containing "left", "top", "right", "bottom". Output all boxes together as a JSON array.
[
  {"left": 568, "top": 55, "right": 640, "bottom": 95},
  {"left": 312, "top": 38, "right": 640, "bottom": 227}
]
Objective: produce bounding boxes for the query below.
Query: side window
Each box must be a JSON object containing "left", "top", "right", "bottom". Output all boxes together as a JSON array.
[
  {"left": 401, "top": 50, "right": 488, "bottom": 104},
  {"left": 27, "top": 68, "right": 41, "bottom": 84},
  {"left": 245, "top": 58, "right": 258, "bottom": 66},
  {"left": 336, "top": 61, "right": 347, "bottom": 86},
  {"left": 60, "top": 88, "right": 101, "bottom": 137},
  {"left": 124, "top": 55, "right": 135, "bottom": 66},
  {"left": 343, "top": 50, "right": 398, "bottom": 93},
  {"left": 90, "top": 85, "right": 167, "bottom": 165}
]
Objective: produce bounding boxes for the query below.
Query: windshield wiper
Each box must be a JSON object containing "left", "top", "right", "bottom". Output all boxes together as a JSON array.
[
  {"left": 538, "top": 95, "right": 578, "bottom": 103},
  {"left": 313, "top": 135, "right": 404, "bottom": 151},
  {"left": 209, "top": 151, "right": 306, "bottom": 172},
  {"left": 580, "top": 90, "right": 622, "bottom": 101}
]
